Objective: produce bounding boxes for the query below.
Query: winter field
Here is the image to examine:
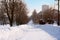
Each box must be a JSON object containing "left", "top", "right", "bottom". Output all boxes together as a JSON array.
[{"left": 0, "top": 20, "right": 60, "bottom": 40}]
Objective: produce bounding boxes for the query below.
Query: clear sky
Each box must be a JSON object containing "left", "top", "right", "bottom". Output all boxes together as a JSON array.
[{"left": 24, "top": 0, "right": 55, "bottom": 16}]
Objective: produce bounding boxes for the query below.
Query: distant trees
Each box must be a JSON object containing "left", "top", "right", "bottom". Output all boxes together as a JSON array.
[
  {"left": 40, "top": 8, "right": 54, "bottom": 24},
  {"left": 1, "top": 0, "right": 29, "bottom": 26},
  {"left": 32, "top": 10, "right": 39, "bottom": 24},
  {"left": 43, "top": 8, "right": 53, "bottom": 22},
  {"left": 31, "top": 8, "right": 56, "bottom": 24},
  {"left": 38, "top": 8, "right": 60, "bottom": 24}
]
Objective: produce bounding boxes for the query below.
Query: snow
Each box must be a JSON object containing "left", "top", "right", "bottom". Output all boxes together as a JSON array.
[{"left": 0, "top": 21, "right": 60, "bottom": 40}]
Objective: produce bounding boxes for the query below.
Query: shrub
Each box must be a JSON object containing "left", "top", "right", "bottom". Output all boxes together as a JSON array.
[
  {"left": 47, "top": 19, "right": 54, "bottom": 24},
  {"left": 39, "top": 19, "right": 46, "bottom": 25}
]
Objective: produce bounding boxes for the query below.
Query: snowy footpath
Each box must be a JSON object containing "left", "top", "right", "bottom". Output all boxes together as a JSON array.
[{"left": 0, "top": 21, "right": 60, "bottom": 40}]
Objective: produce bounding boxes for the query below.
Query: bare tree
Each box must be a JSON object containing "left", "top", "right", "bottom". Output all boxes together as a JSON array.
[
  {"left": 15, "top": 1, "right": 28, "bottom": 25},
  {"left": 1, "top": 0, "right": 15, "bottom": 26},
  {"left": 43, "top": 8, "right": 54, "bottom": 24},
  {"left": 1, "top": 0, "right": 28, "bottom": 26}
]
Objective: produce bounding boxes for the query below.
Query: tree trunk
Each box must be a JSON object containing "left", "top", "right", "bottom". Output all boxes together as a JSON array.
[{"left": 10, "top": 20, "right": 13, "bottom": 26}]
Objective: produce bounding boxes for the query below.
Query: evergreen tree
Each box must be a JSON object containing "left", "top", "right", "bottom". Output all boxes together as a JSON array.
[{"left": 32, "top": 10, "right": 39, "bottom": 24}]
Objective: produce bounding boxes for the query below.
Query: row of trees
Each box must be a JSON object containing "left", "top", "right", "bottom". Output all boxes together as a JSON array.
[
  {"left": 0, "top": 0, "right": 59, "bottom": 26},
  {"left": 31, "top": 8, "right": 60, "bottom": 25},
  {"left": 0, "top": 0, "right": 29, "bottom": 26}
]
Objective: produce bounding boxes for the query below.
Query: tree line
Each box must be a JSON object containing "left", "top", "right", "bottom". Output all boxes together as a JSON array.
[
  {"left": 0, "top": 0, "right": 60, "bottom": 26},
  {"left": 31, "top": 8, "right": 60, "bottom": 25}
]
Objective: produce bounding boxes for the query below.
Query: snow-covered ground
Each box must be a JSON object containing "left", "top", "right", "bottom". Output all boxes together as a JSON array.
[{"left": 0, "top": 20, "right": 60, "bottom": 40}]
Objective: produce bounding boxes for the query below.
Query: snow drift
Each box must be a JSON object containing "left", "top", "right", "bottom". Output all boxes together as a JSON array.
[{"left": 0, "top": 23, "right": 60, "bottom": 40}]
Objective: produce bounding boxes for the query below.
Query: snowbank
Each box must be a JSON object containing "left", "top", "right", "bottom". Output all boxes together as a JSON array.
[{"left": 0, "top": 24, "right": 60, "bottom": 40}]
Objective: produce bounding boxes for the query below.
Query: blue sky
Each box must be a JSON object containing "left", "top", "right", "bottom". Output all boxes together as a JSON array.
[{"left": 24, "top": 0, "right": 54, "bottom": 16}]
